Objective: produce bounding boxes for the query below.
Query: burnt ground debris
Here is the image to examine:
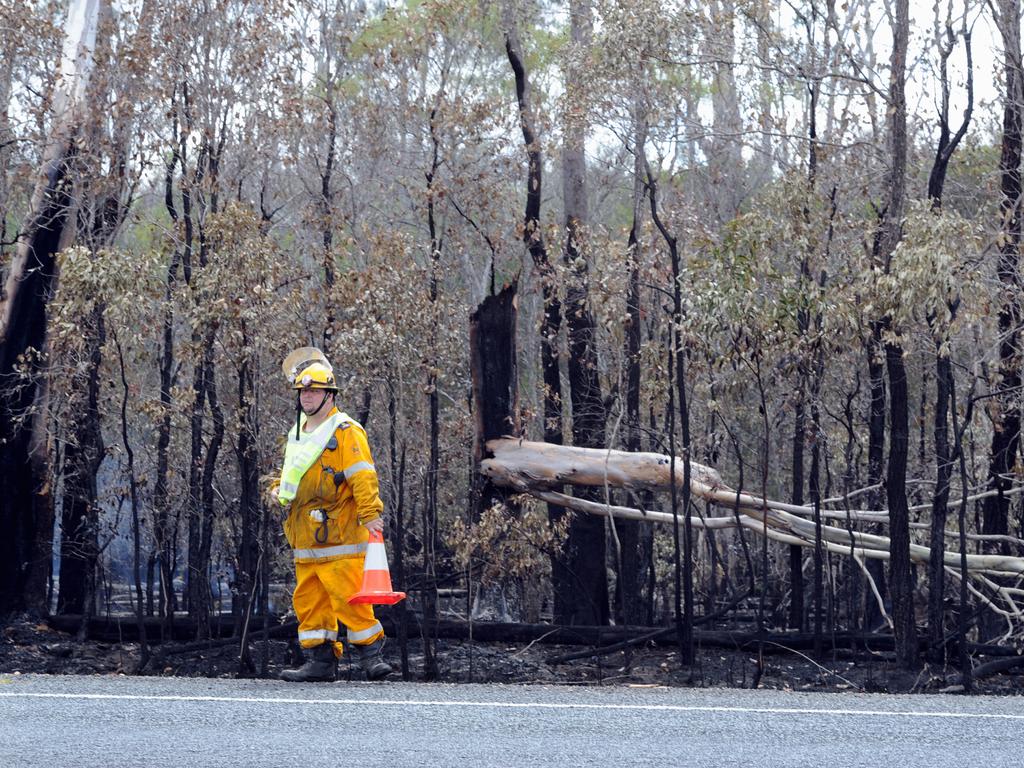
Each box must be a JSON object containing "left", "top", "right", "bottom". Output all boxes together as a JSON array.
[{"left": 1, "top": 616, "right": 1022, "bottom": 694}]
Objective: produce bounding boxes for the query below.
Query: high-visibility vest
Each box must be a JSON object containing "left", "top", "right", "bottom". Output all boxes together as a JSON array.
[{"left": 277, "top": 411, "right": 353, "bottom": 505}]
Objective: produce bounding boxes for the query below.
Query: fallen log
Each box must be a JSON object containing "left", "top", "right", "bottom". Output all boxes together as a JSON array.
[
  {"left": 46, "top": 613, "right": 673, "bottom": 646},
  {"left": 948, "top": 655, "right": 1024, "bottom": 686},
  {"left": 485, "top": 439, "right": 1024, "bottom": 572},
  {"left": 481, "top": 438, "right": 722, "bottom": 495},
  {"left": 531, "top": 486, "right": 1024, "bottom": 578},
  {"left": 48, "top": 614, "right": 176, "bottom": 642},
  {"left": 545, "top": 589, "right": 752, "bottom": 664},
  {"left": 482, "top": 438, "right": 1024, "bottom": 635},
  {"left": 46, "top": 613, "right": 1021, "bottom": 660},
  {"left": 47, "top": 614, "right": 252, "bottom": 643},
  {"left": 140, "top": 622, "right": 299, "bottom": 671},
  {"left": 41, "top": 612, "right": 817, "bottom": 647}
]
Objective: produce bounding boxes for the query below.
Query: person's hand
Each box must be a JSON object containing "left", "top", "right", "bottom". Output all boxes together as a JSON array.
[{"left": 363, "top": 517, "right": 384, "bottom": 534}]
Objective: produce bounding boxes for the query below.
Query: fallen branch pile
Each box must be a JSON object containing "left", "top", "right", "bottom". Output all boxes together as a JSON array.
[{"left": 481, "top": 438, "right": 1024, "bottom": 639}]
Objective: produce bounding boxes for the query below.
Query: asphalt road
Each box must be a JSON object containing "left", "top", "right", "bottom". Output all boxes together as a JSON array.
[{"left": 0, "top": 674, "right": 1022, "bottom": 767}]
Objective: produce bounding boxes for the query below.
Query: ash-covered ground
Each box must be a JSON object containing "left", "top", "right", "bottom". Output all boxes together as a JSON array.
[{"left": 2, "top": 616, "right": 1021, "bottom": 694}]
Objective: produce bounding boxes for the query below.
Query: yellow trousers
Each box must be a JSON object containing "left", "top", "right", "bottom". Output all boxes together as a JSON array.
[{"left": 293, "top": 557, "right": 384, "bottom": 657}]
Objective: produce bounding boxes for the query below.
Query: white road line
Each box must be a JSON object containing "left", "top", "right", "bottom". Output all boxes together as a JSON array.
[{"left": 0, "top": 691, "right": 1021, "bottom": 721}]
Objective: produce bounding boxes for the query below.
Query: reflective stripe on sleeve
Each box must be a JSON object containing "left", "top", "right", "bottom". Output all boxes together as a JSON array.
[
  {"left": 347, "top": 622, "right": 383, "bottom": 643},
  {"left": 343, "top": 461, "right": 376, "bottom": 479},
  {"left": 292, "top": 543, "right": 368, "bottom": 561},
  {"left": 298, "top": 628, "right": 338, "bottom": 642}
]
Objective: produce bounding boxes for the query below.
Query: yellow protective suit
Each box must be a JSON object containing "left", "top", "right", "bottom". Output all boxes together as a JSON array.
[{"left": 280, "top": 407, "right": 385, "bottom": 656}]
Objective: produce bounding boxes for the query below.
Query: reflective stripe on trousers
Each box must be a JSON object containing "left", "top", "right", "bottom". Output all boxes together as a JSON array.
[
  {"left": 298, "top": 628, "right": 338, "bottom": 642},
  {"left": 347, "top": 621, "right": 383, "bottom": 644},
  {"left": 293, "top": 543, "right": 368, "bottom": 561},
  {"left": 293, "top": 557, "right": 383, "bottom": 650}
]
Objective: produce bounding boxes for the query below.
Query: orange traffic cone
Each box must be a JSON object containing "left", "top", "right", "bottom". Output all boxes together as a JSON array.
[{"left": 349, "top": 529, "right": 406, "bottom": 605}]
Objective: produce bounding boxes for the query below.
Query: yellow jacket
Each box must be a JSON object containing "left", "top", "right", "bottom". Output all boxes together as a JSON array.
[{"left": 281, "top": 408, "right": 384, "bottom": 563}]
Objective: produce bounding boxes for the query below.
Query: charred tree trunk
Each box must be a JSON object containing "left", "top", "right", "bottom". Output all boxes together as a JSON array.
[
  {"left": 0, "top": 143, "right": 72, "bottom": 617},
  {"left": 357, "top": 387, "right": 372, "bottom": 427},
  {"left": 789, "top": 29, "right": 824, "bottom": 632},
  {"left": 320, "top": 97, "right": 337, "bottom": 349},
  {"left": 928, "top": 344, "right": 955, "bottom": 660},
  {"left": 618, "top": 84, "right": 649, "bottom": 626},
  {"left": 420, "top": 96, "right": 446, "bottom": 679},
  {"left": 184, "top": 108, "right": 228, "bottom": 639},
  {"left": 864, "top": 326, "right": 888, "bottom": 631},
  {"left": 560, "top": 0, "right": 608, "bottom": 626},
  {"left": 314, "top": 6, "right": 353, "bottom": 349},
  {"left": 0, "top": 0, "right": 103, "bottom": 612},
  {"left": 646, "top": 158, "right": 694, "bottom": 664},
  {"left": 884, "top": 218, "right": 916, "bottom": 664},
  {"left": 790, "top": 390, "right": 807, "bottom": 632},
  {"left": 880, "top": 0, "right": 916, "bottom": 670},
  {"left": 185, "top": 343, "right": 209, "bottom": 630},
  {"left": 949, "top": 374, "right": 976, "bottom": 691},
  {"left": 321, "top": 101, "right": 337, "bottom": 267},
  {"left": 504, "top": 7, "right": 568, "bottom": 616},
  {"left": 56, "top": 307, "right": 105, "bottom": 619},
  {"left": 198, "top": 336, "right": 224, "bottom": 631},
  {"left": 926, "top": 22, "right": 973, "bottom": 209},
  {"left": 984, "top": 0, "right": 1024, "bottom": 580},
  {"left": 182, "top": 108, "right": 217, "bottom": 638},
  {"left": 235, "top": 332, "right": 260, "bottom": 631},
  {"left": 387, "top": 389, "right": 410, "bottom": 679},
  {"left": 0, "top": 0, "right": 106, "bottom": 616},
  {"left": 154, "top": 100, "right": 182, "bottom": 629},
  {"left": 804, "top": 61, "right": 825, "bottom": 650},
  {"left": 56, "top": 0, "right": 145, "bottom": 632},
  {"left": 471, "top": 283, "right": 520, "bottom": 517},
  {"left": 184, "top": 278, "right": 209, "bottom": 626},
  {"left": 114, "top": 335, "right": 148, "bottom": 666},
  {"left": 470, "top": 282, "right": 522, "bottom": 623},
  {"left": 235, "top": 328, "right": 262, "bottom": 673},
  {"left": 925, "top": 13, "right": 973, "bottom": 662},
  {"left": 810, "top": 346, "right": 825, "bottom": 654}
]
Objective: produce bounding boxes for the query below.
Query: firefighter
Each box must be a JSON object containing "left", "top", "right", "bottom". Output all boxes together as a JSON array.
[{"left": 272, "top": 347, "right": 392, "bottom": 682}]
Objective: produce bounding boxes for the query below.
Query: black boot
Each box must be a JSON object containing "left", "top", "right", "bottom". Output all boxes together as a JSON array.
[
  {"left": 280, "top": 642, "right": 337, "bottom": 682},
  {"left": 355, "top": 637, "right": 392, "bottom": 680}
]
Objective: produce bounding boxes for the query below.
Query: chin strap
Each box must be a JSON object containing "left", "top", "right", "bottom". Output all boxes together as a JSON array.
[
  {"left": 296, "top": 390, "right": 334, "bottom": 439},
  {"left": 312, "top": 390, "right": 332, "bottom": 416}
]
